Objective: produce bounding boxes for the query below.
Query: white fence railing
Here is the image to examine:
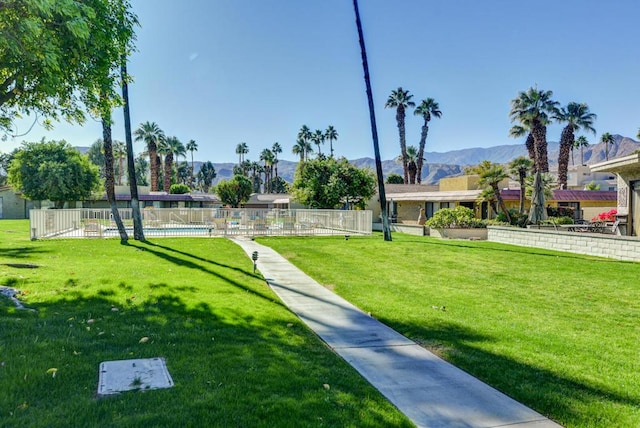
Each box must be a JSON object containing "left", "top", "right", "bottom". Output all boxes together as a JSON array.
[{"left": 29, "top": 208, "right": 372, "bottom": 239}]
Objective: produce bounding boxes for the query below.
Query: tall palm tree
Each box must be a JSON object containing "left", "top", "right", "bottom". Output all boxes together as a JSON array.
[
  {"left": 235, "top": 142, "right": 249, "bottom": 165},
  {"left": 385, "top": 87, "right": 415, "bottom": 184},
  {"left": 413, "top": 98, "right": 441, "bottom": 184},
  {"left": 353, "top": 0, "right": 391, "bottom": 240},
  {"left": 134, "top": 121, "right": 164, "bottom": 191},
  {"left": 311, "top": 129, "right": 324, "bottom": 156},
  {"left": 601, "top": 132, "right": 615, "bottom": 161},
  {"left": 161, "top": 136, "right": 185, "bottom": 192},
  {"left": 509, "top": 156, "right": 534, "bottom": 214},
  {"left": 121, "top": 57, "right": 144, "bottom": 241},
  {"left": 324, "top": 125, "right": 338, "bottom": 158},
  {"left": 574, "top": 135, "right": 589, "bottom": 166},
  {"left": 509, "top": 87, "right": 559, "bottom": 173},
  {"left": 509, "top": 121, "right": 535, "bottom": 167},
  {"left": 553, "top": 102, "right": 596, "bottom": 189},
  {"left": 186, "top": 139, "right": 198, "bottom": 188},
  {"left": 260, "top": 148, "right": 274, "bottom": 193},
  {"left": 113, "top": 140, "right": 126, "bottom": 185},
  {"left": 272, "top": 142, "right": 282, "bottom": 180},
  {"left": 292, "top": 138, "right": 307, "bottom": 162}
]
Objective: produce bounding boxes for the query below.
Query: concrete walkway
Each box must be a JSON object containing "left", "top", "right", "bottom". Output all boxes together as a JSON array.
[{"left": 231, "top": 237, "right": 562, "bottom": 428}]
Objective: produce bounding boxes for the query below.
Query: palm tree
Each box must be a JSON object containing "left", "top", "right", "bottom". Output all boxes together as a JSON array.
[
  {"left": 574, "top": 135, "right": 589, "bottom": 166},
  {"left": 553, "top": 102, "right": 596, "bottom": 189},
  {"left": 298, "top": 125, "right": 312, "bottom": 149},
  {"left": 467, "top": 160, "right": 511, "bottom": 223},
  {"left": 161, "top": 136, "right": 185, "bottom": 192},
  {"left": 509, "top": 156, "right": 534, "bottom": 214},
  {"left": 385, "top": 87, "right": 415, "bottom": 184},
  {"left": 509, "top": 87, "right": 559, "bottom": 173},
  {"left": 353, "top": 0, "right": 391, "bottom": 240},
  {"left": 133, "top": 121, "right": 164, "bottom": 191},
  {"left": 235, "top": 142, "right": 249, "bottom": 166},
  {"left": 186, "top": 139, "right": 198, "bottom": 188},
  {"left": 324, "top": 125, "right": 338, "bottom": 157},
  {"left": 112, "top": 140, "right": 126, "bottom": 185},
  {"left": 413, "top": 98, "right": 441, "bottom": 184},
  {"left": 509, "top": 121, "right": 535, "bottom": 167},
  {"left": 292, "top": 138, "right": 307, "bottom": 162},
  {"left": 601, "top": 132, "right": 615, "bottom": 161},
  {"left": 311, "top": 129, "right": 324, "bottom": 156},
  {"left": 121, "top": 57, "right": 144, "bottom": 241},
  {"left": 272, "top": 142, "right": 282, "bottom": 180},
  {"left": 396, "top": 146, "right": 419, "bottom": 184},
  {"left": 260, "top": 148, "right": 274, "bottom": 193}
]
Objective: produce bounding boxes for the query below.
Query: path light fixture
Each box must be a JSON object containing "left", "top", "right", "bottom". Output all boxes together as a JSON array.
[{"left": 251, "top": 251, "right": 259, "bottom": 273}]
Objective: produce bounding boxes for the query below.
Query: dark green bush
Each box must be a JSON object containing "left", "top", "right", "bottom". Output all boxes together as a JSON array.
[{"left": 426, "top": 206, "right": 486, "bottom": 229}]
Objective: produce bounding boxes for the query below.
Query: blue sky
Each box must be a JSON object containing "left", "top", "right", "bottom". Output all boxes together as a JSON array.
[{"left": 8, "top": 0, "right": 640, "bottom": 164}]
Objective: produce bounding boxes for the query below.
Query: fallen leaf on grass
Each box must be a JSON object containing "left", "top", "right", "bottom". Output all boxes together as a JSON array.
[
  {"left": 323, "top": 383, "right": 330, "bottom": 390},
  {"left": 139, "top": 337, "right": 149, "bottom": 343},
  {"left": 46, "top": 368, "right": 58, "bottom": 378}
]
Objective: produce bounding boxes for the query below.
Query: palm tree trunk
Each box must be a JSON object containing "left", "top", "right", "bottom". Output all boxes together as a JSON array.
[
  {"left": 557, "top": 125, "right": 573, "bottom": 189},
  {"left": 164, "top": 153, "right": 173, "bottom": 192},
  {"left": 397, "top": 107, "right": 408, "bottom": 184},
  {"left": 416, "top": 122, "right": 428, "bottom": 184},
  {"left": 581, "top": 145, "right": 585, "bottom": 165},
  {"left": 101, "top": 112, "right": 128, "bottom": 243},
  {"left": 353, "top": 0, "right": 391, "bottom": 241},
  {"left": 525, "top": 133, "right": 535, "bottom": 168},
  {"left": 532, "top": 121, "right": 549, "bottom": 173},
  {"left": 149, "top": 143, "right": 158, "bottom": 191},
  {"left": 518, "top": 171, "right": 526, "bottom": 214},
  {"left": 493, "top": 184, "right": 511, "bottom": 224},
  {"left": 121, "top": 57, "right": 145, "bottom": 241}
]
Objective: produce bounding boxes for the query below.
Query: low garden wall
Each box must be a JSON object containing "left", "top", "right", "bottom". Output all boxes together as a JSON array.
[
  {"left": 372, "top": 222, "right": 426, "bottom": 236},
  {"left": 429, "top": 228, "right": 487, "bottom": 240},
  {"left": 487, "top": 226, "right": 640, "bottom": 262}
]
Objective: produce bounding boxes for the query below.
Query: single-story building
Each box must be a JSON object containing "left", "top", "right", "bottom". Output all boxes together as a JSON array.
[{"left": 591, "top": 153, "right": 640, "bottom": 236}]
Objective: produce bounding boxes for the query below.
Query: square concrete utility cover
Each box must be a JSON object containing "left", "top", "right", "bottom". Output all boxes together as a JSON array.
[{"left": 98, "top": 358, "right": 174, "bottom": 396}]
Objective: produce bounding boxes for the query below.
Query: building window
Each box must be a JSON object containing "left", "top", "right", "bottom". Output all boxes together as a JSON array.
[{"left": 440, "top": 202, "right": 451, "bottom": 209}]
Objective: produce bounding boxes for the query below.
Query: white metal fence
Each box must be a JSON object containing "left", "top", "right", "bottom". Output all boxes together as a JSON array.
[{"left": 29, "top": 208, "right": 372, "bottom": 239}]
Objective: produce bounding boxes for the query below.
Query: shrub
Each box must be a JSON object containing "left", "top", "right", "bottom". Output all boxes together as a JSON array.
[
  {"left": 592, "top": 209, "right": 617, "bottom": 222},
  {"left": 426, "top": 206, "right": 486, "bottom": 229},
  {"left": 550, "top": 216, "right": 574, "bottom": 225},
  {"left": 170, "top": 184, "right": 190, "bottom": 194},
  {"left": 497, "top": 209, "right": 529, "bottom": 227},
  {"left": 546, "top": 206, "right": 575, "bottom": 218}
]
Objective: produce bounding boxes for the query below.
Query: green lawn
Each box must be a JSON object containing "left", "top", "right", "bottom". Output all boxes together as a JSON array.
[
  {"left": 0, "top": 221, "right": 412, "bottom": 428},
  {"left": 260, "top": 233, "right": 640, "bottom": 428}
]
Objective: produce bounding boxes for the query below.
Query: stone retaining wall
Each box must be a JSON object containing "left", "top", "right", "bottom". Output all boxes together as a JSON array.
[{"left": 487, "top": 226, "right": 640, "bottom": 262}]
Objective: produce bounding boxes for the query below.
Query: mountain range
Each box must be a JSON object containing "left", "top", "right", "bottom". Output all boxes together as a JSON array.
[{"left": 80, "top": 134, "right": 640, "bottom": 186}]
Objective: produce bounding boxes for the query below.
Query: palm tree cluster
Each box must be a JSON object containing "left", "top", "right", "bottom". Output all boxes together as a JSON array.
[
  {"left": 133, "top": 121, "right": 200, "bottom": 192},
  {"left": 293, "top": 124, "right": 339, "bottom": 161},
  {"left": 385, "top": 87, "right": 441, "bottom": 185},
  {"left": 509, "top": 87, "right": 599, "bottom": 189},
  {"left": 232, "top": 141, "right": 286, "bottom": 194}
]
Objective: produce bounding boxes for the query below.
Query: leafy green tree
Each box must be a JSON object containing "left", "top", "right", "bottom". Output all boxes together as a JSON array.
[
  {"left": 585, "top": 180, "right": 600, "bottom": 191},
  {"left": 414, "top": 98, "right": 441, "bottom": 184},
  {"left": 385, "top": 173, "right": 404, "bottom": 184},
  {"left": 291, "top": 157, "right": 375, "bottom": 209},
  {"left": 601, "top": 132, "right": 615, "bottom": 161},
  {"left": 8, "top": 140, "right": 100, "bottom": 208},
  {"left": 553, "top": 102, "right": 596, "bottom": 188},
  {"left": 197, "top": 161, "right": 216, "bottom": 193},
  {"left": 385, "top": 87, "right": 415, "bottom": 184},
  {"left": 268, "top": 176, "right": 289, "bottom": 194},
  {"left": 215, "top": 175, "right": 252, "bottom": 207},
  {"left": 509, "top": 87, "right": 559, "bottom": 172},
  {"left": 87, "top": 139, "right": 106, "bottom": 179},
  {"left": 508, "top": 156, "right": 534, "bottom": 214}
]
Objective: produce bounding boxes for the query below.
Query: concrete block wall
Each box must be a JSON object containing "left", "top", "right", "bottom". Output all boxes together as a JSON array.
[{"left": 487, "top": 226, "right": 640, "bottom": 262}]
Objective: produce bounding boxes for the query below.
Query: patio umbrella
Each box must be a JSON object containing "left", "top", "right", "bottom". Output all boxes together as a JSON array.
[{"left": 528, "top": 170, "right": 547, "bottom": 224}]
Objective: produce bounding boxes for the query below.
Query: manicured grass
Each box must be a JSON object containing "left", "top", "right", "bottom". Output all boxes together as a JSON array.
[
  {"left": 260, "top": 233, "right": 640, "bottom": 428},
  {"left": 0, "top": 221, "right": 413, "bottom": 428}
]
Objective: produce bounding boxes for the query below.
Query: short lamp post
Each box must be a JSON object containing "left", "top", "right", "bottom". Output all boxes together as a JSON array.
[{"left": 251, "top": 251, "right": 259, "bottom": 273}]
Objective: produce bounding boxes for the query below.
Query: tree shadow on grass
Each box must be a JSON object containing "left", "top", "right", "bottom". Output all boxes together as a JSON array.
[
  {"left": 0, "top": 291, "right": 413, "bottom": 427},
  {"left": 377, "top": 316, "right": 639, "bottom": 427},
  {"left": 123, "top": 240, "right": 283, "bottom": 308}
]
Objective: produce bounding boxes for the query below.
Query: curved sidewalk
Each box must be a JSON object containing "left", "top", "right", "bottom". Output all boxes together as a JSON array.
[{"left": 231, "top": 237, "right": 562, "bottom": 428}]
